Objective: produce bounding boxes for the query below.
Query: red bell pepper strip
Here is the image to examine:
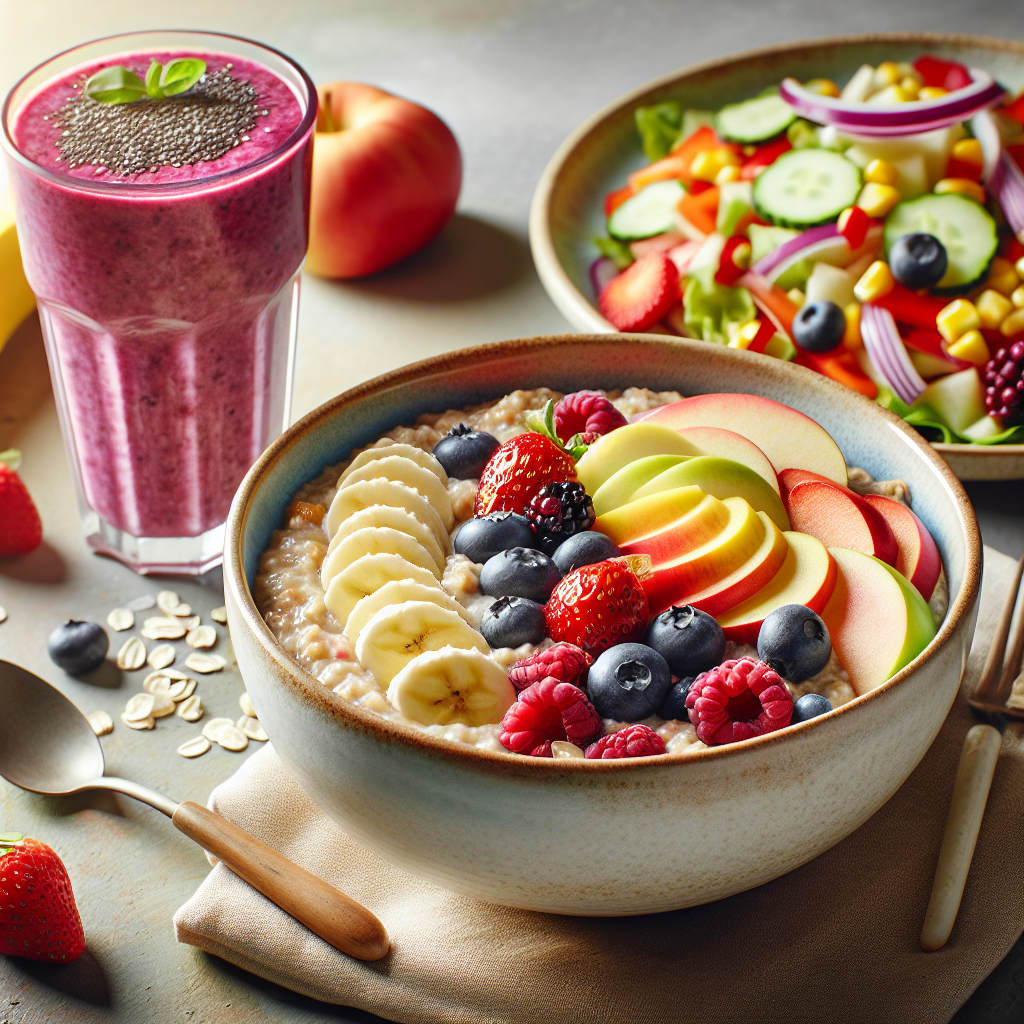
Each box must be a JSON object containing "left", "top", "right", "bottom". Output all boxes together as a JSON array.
[
  {"left": 746, "top": 319, "right": 777, "bottom": 354},
  {"left": 837, "top": 205, "right": 869, "bottom": 250},
  {"left": 1001, "top": 235, "right": 1024, "bottom": 264},
  {"left": 1004, "top": 90, "right": 1024, "bottom": 127},
  {"left": 913, "top": 55, "right": 972, "bottom": 92},
  {"left": 676, "top": 187, "right": 719, "bottom": 239},
  {"left": 604, "top": 184, "right": 635, "bottom": 216},
  {"left": 739, "top": 272, "right": 797, "bottom": 337},
  {"left": 739, "top": 137, "right": 792, "bottom": 181},
  {"left": 714, "top": 235, "right": 752, "bottom": 286},
  {"left": 869, "top": 284, "right": 947, "bottom": 330},
  {"left": 945, "top": 155, "right": 983, "bottom": 182},
  {"left": 795, "top": 349, "right": 878, "bottom": 398},
  {"left": 630, "top": 126, "right": 736, "bottom": 191}
]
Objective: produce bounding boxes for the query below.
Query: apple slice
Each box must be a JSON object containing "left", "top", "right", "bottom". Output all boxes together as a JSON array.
[
  {"left": 716, "top": 531, "right": 837, "bottom": 643},
  {"left": 615, "top": 493, "right": 732, "bottom": 562},
  {"left": 637, "top": 393, "right": 848, "bottom": 485},
  {"left": 594, "top": 485, "right": 705, "bottom": 546},
  {"left": 861, "top": 495, "right": 942, "bottom": 601},
  {"left": 575, "top": 422, "right": 700, "bottom": 495},
  {"left": 685, "top": 513, "right": 789, "bottom": 617},
  {"left": 676, "top": 425, "right": 780, "bottom": 493},
  {"left": 821, "top": 547, "right": 936, "bottom": 695},
  {"left": 629, "top": 456, "right": 790, "bottom": 531},
  {"left": 778, "top": 467, "right": 837, "bottom": 502},
  {"left": 592, "top": 454, "right": 691, "bottom": 517},
  {"left": 783, "top": 479, "right": 898, "bottom": 566}
]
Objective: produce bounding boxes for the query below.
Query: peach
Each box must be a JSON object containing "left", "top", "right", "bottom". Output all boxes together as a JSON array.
[
  {"left": 592, "top": 454, "right": 691, "bottom": 517},
  {"left": 861, "top": 495, "right": 942, "bottom": 601},
  {"left": 676, "top": 425, "right": 780, "bottom": 493},
  {"left": 575, "top": 422, "right": 700, "bottom": 495},
  {"left": 593, "top": 485, "right": 705, "bottom": 546}
]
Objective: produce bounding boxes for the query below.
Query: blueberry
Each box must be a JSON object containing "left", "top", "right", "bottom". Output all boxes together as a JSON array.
[
  {"left": 644, "top": 605, "right": 726, "bottom": 678},
  {"left": 658, "top": 677, "right": 695, "bottom": 721},
  {"left": 792, "top": 300, "right": 846, "bottom": 354},
  {"left": 480, "top": 596, "right": 547, "bottom": 649},
  {"left": 757, "top": 604, "right": 831, "bottom": 682},
  {"left": 587, "top": 643, "right": 672, "bottom": 722},
  {"left": 479, "top": 547, "right": 561, "bottom": 603},
  {"left": 48, "top": 619, "right": 108, "bottom": 675},
  {"left": 454, "top": 511, "right": 536, "bottom": 564},
  {"left": 791, "top": 692, "right": 833, "bottom": 723},
  {"left": 889, "top": 233, "right": 948, "bottom": 290},
  {"left": 432, "top": 424, "right": 501, "bottom": 479},
  {"left": 551, "top": 530, "right": 621, "bottom": 575}
]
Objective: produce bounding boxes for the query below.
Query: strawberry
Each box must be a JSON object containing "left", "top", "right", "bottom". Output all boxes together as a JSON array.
[
  {"left": 598, "top": 251, "right": 680, "bottom": 332},
  {"left": 0, "top": 450, "right": 42, "bottom": 558},
  {"left": 544, "top": 556, "right": 650, "bottom": 656},
  {"left": 473, "top": 433, "right": 576, "bottom": 517},
  {"left": 0, "top": 832, "right": 85, "bottom": 962}
]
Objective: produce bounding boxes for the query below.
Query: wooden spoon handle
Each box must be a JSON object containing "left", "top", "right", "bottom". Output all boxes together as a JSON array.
[{"left": 172, "top": 800, "right": 389, "bottom": 961}]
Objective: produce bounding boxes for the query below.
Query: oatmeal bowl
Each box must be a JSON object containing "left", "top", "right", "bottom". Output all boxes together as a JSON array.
[{"left": 224, "top": 334, "right": 980, "bottom": 916}]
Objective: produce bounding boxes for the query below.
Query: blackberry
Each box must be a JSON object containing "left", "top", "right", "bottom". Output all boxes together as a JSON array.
[
  {"left": 983, "top": 341, "right": 1024, "bottom": 427},
  {"left": 524, "top": 481, "right": 595, "bottom": 554}
]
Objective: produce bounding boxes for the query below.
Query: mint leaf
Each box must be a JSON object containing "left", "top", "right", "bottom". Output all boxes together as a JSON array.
[
  {"left": 84, "top": 59, "right": 205, "bottom": 105},
  {"left": 158, "top": 58, "right": 206, "bottom": 96},
  {"left": 144, "top": 61, "right": 163, "bottom": 97},
  {"left": 84, "top": 65, "right": 146, "bottom": 104}
]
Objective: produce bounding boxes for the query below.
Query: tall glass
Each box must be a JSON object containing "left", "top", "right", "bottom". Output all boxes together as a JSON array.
[{"left": 1, "top": 31, "right": 316, "bottom": 574}]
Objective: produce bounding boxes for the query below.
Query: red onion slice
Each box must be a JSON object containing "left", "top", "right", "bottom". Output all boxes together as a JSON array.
[
  {"left": 989, "top": 152, "right": 1024, "bottom": 242},
  {"left": 861, "top": 304, "right": 926, "bottom": 405},
  {"left": 590, "top": 257, "right": 620, "bottom": 296},
  {"left": 970, "top": 109, "right": 1002, "bottom": 183},
  {"left": 750, "top": 223, "right": 842, "bottom": 281},
  {"left": 780, "top": 71, "right": 1004, "bottom": 137}
]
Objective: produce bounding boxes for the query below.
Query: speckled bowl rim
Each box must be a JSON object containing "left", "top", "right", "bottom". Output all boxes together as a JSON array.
[
  {"left": 225, "top": 334, "right": 982, "bottom": 779},
  {"left": 527, "top": 31, "right": 1024, "bottom": 468}
]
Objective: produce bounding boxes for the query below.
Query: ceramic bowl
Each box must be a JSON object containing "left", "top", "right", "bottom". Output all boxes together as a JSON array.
[
  {"left": 224, "top": 334, "right": 981, "bottom": 916},
  {"left": 528, "top": 33, "right": 1024, "bottom": 481}
]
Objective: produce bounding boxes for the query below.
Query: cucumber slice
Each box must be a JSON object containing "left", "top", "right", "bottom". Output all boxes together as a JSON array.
[
  {"left": 607, "top": 180, "right": 685, "bottom": 241},
  {"left": 753, "top": 149, "right": 861, "bottom": 228},
  {"left": 883, "top": 193, "right": 998, "bottom": 295},
  {"left": 715, "top": 93, "right": 797, "bottom": 144}
]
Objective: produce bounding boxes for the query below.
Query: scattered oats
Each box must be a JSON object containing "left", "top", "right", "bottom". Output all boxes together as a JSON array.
[
  {"left": 141, "top": 624, "right": 187, "bottom": 641},
  {"left": 551, "top": 741, "right": 585, "bottom": 759},
  {"left": 144, "top": 674, "right": 171, "bottom": 695},
  {"left": 202, "top": 717, "right": 235, "bottom": 742},
  {"left": 178, "top": 615, "right": 201, "bottom": 632},
  {"left": 121, "top": 714, "right": 155, "bottom": 730},
  {"left": 239, "top": 691, "right": 257, "bottom": 719},
  {"left": 167, "top": 678, "right": 196, "bottom": 702},
  {"left": 86, "top": 710, "right": 113, "bottom": 736},
  {"left": 116, "top": 636, "right": 147, "bottom": 671},
  {"left": 185, "top": 652, "right": 225, "bottom": 674},
  {"left": 150, "top": 693, "right": 176, "bottom": 718},
  {"left": 177, "top": 736, "right": 211, "bottom": 758},
  {"left": 0, "top": 607, "right": 6, "bottom": 624},
  {"left": 178, "top": 695, "right": 204, "bottom": 722},
  {"left": 169, "top": 603, "right": 193, "bottom": 617},
  {"left": 186, "top": 625, "right": 217, "bottom": 649},
  {"left": 126, "top": 594, "right": 156, "bottom": 611},
  {"left": 106, "top": 607, "right": 134, "bottom": 631},
  {"left": 123, "top": 692, "right": 156, "bottom": 721},
  {"left": 217, "top": 726, "right": 249, "bottom": 752},
  {"left": 157, "top": 590, "right": 181, "bottom": 614},
  {"left": 236, "top": 715, "right": 268, "bottom": 741},
  {"left": 211, "top": 606, "right": 228, "bottom": 624},
  {"left": 144, "top": 616, "right": 181, "bottom": 628},
  {"left": 155, "top": 666, "right": 189, "bottom": 680},
  {"left": 147, "top": 644, "right": 176, "bottom": 669}
]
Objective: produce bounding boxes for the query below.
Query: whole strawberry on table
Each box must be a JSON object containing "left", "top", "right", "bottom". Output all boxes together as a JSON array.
[{"left": 0, "top": 449, "right": 43, "bottom": 558}]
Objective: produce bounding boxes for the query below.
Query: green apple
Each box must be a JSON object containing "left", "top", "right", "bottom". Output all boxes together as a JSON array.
[
  {"left": 592, "top": 455, "right": 691, "bottom": 517},
  {"left": 575, "top": 422, "right": 700, "bottom": 495}
]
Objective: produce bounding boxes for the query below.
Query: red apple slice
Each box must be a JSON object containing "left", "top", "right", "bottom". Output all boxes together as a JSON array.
[
  {"left": 676, "top": 425, "right": 780, "bottom": 494},
  {"left": 593, "top": 485, "right": 706, "bottom": 546},
  {"left": 783, "top": 480, "right": 898, "bottom": 567},
  {"left": 861, "top": 495, "right": 942, "bottom": 601},
  {"left": 637, "top": 393, "right": 847, "bottom": 485},
  {"left": 821, "top": 547, "right": 936, "bottom": 695},
  {"left": 615, "top": 494, "right": 731, "bottom": 562},
  {"left": 778, "top": 467, "right": 838, "bottom": 502},
  {"left": 716, "top": 531, "right": 837, "bottom": 643}
]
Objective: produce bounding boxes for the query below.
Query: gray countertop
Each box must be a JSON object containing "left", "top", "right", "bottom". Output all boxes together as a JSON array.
[{"left": 1, "top": 1, "right": 1022, "bottom": 1021}]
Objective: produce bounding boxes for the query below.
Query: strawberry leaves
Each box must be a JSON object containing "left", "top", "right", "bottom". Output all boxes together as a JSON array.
[{"left": 523, "top": 399, "right": 590, "bottom": 461}]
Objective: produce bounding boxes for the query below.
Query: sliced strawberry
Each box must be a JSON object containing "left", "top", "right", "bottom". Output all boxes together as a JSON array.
[
  {"left": 598, "top": 252, "right": 680, "bottom": 332},
  {"left": 473, "top": 433, "right": 576, "bottom": 517}
]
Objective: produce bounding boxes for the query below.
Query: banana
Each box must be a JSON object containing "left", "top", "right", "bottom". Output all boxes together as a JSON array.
[
  {"left": 324, "top": 552, "right": 441, "bottom": 629},
  {"left": 355, "top": 600, "right": 488, "bottom": 686},
  {"left": 345, "top": 579, "right": 475, "bottom": 646},
  {"left": 320, "top": 527, "right": 443, "bottom": 590},
  {"left": 386, "top": 647, "right": 516, "bottom": 727},
  {"left": 340, "top": 456, "right": 454, "bottom": 532},
  {"left": 1, "top": 189, "right": 36, "bottom": 356},
  {"left": 326, "top": 504, "right": 446, "bottom": 576},
  {"left": 340, "top": 443, "right": 448, "bottom": 489},
  {"left": 326, "top": 477, "right": 450, "bottom": 554}
]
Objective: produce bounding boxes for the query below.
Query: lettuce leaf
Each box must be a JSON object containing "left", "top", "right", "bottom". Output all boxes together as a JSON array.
[
  {"left": 875, "top": 386, "right": 1024, "bottom": 445},
  {"left": 635, "top": 102, "right": 683, "bottom": 163},
  {"left": 683, "top": 277, "right": 756, "bottom": 346}
]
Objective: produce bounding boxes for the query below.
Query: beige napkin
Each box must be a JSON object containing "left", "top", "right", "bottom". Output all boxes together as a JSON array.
[{"left": 174, "top": 546, "right": 1024, "bottom": 1024}]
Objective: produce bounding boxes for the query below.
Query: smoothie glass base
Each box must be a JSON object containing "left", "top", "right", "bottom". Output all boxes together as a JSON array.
[{"left": 83, "top": 513, "right": 227, "bottom": 576}]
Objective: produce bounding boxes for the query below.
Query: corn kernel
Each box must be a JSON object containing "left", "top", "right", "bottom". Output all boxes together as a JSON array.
[
  {"left": 934, "top": 178, "right": 986, "bottom": 204},
  {"left": 856, "top": 182, "right": 902, "bottom": 218},
  {"left": 918, "top": 86, "right": 948, "bottom": 100},
  {"left": 864, "top": 159, "right": 899, "bottom": 186},
  {"left": 786, "top": 288, "right": 806, "bottom": 307},
  {"left": 690, "top": 147, "right": 740, "bottom": 182},
  {"left": 987, "top": 256, "right": 1021, "bottom": 297},
  {"left": 900, "top": 77, "right": 921, "bottom": 98},
  {"left": 869, "top": 84, "right": 910, "bottom": 105},
  {"left": 1011, "top": 285, "right": 1024, "bottom": 309},
  {"left": 1016, "top": 255, "right": 1024, "bottom": 279},
  {"left": 947, "top": 330, "right": 991, "bottom": 367},
  {"left": 1000, "top": 307, "right": 1024, "bottom": 337},
  {"left": 874, "top": 62, "right": 900, "bottom": 88},
  {"left": 976, "top": 289, "right": 1014, "bottom": 329},
  {"left": 729, "top": 320, "right": 762, "bottom": 350},
  {"left": 843, "top": 302, "right": 862, "bottom": 350},
  {"left": 951, "top": 138, "right": 984, "bottom": 166},
  {"left": 936, "top": 299, "right": 981, "bottom": 343},
  {"left": 854, "top": 261, "right": 895, "bottom": 302},
  {"left": 714, "top": 164, "right": 741, "bottom": 185},
  {"left": 804, "top": 78, "right": 841, "bottom": 98},
  {"left": 895, "top": 62, "right": 920, "bottom": 80}
]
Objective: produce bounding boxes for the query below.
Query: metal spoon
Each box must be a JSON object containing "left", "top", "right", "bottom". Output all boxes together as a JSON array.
[{"left": 0, "top": 659, "right": 389, "bottom": 961}]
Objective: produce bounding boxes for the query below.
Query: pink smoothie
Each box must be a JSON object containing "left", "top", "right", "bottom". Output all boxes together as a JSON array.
[{"left": 7, "top": 49, "right": 313, "bottom": 541}]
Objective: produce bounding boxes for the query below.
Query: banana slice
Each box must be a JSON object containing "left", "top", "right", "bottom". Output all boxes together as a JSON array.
[
  {"left": 341, "top": 456, "right": 454, "bottom": 532},
  {"left": 326, "top": 478, "right": 450, "bottom": 554},
  {"left": 356, "top": 601, "right": 488, "bottom": 686},
  {"left": 340, "top": 443, "right": 449, "bottom": 489},
  {"left": 345, "top": 579, "right": 475, "bottom": 646},
  {"left": 327, "top": 505, "right": 446, "bottom": 576},
  {"left": 387, "top": 647, "right": 516, "bottom": 727},
  {"left": 321, "top": 527, "right": 443, "bottom": 589},
  {"left": 324, "top": 553, "right": 441, "bottom": 629}
]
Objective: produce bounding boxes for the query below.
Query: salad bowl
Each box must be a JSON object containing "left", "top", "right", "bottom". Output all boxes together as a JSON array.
[
  {"left": 529, "top": 33, "right": 1024, "bottom": 481},
  {"left": 224, "top": 334, "right": 981, "bottom": 916}
]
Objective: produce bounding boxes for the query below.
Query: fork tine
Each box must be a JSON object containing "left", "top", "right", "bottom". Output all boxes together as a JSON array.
[
  {"left": 973, "top": 551, "right": 1024, "bottom": 704},
  {"left": 994, "top": 570, "right": 1024, "bottom": 705}
]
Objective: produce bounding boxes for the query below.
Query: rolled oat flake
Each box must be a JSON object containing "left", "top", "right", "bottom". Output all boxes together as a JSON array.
[
  {"left": 86, "top": 710, "right": 113, "bottom": 736},
  {"left": 186, "top": 625, "right": 217, "bottom": 649},
  {"left": 185, "top": 652, "right": 225, "bottom": 673},
  {"left": 178, "top": 695, "right": 204, "bottom": 722},
  {"left": 116, "top": 636, "right": 147, "bottom": 671},
  {"left": 156, "top": 590, "right": 182, "bottom": 614},
  {"left": 202, "top": 717, "right": 235, "bottom": 742},
  {"left": 147, "top": 643, "right": 176, "bottom": 669},
  {"left": 106, "top": 607, "right": 134, "bottom": 631},
  {"left": 177, "top": 736, "right": 211, "bottom": 758},
  {"left": 217, "top": 726, "right": 249, "bottom": 752}
]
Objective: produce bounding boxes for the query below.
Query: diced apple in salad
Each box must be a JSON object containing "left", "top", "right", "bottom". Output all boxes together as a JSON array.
[{"left": 594, "top": 55, "right": 1024, "bottom": 446}]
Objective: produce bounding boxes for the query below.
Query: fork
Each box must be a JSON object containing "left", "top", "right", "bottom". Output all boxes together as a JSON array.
[{"left": 921, "top": 550, "right": 1024, "bottom": 951}]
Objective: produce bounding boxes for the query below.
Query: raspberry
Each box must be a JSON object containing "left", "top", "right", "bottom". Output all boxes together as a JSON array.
[
  {"left": 499, "top": 679, "right": 603, "bottom": 756},
  {"left": 685, "top": 657, "right": 793, "bottom": 747},
  {"left": 982, "top": 340, "right": 1024, "bottom": 426},
  {"left": 507, "top": 642, "right": 593, "bottom": 692},
  {"left": 554, "top": 391, "right": 628, "bottom": 445},
  {"left": 524, "top": 481, "right": 596, "bottom": 554},
  {"left": 585, "top": 724, "right": 666, "bottom": 759}
]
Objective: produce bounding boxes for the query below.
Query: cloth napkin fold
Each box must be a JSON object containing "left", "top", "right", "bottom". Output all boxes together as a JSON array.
[{"left": 174, "top": 546, "right": 1024, "bottom": 1024}]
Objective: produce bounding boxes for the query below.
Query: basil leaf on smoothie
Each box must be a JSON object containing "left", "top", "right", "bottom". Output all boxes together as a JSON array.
[
  {"left": 157, "top": 59, "right": 206, "bottom": 96},
  {"left": 84, "top": 65, "right": 147, "bottom": 104},
  {"left": 84, "top": 59, "right": 206, "bottom": 105}
]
